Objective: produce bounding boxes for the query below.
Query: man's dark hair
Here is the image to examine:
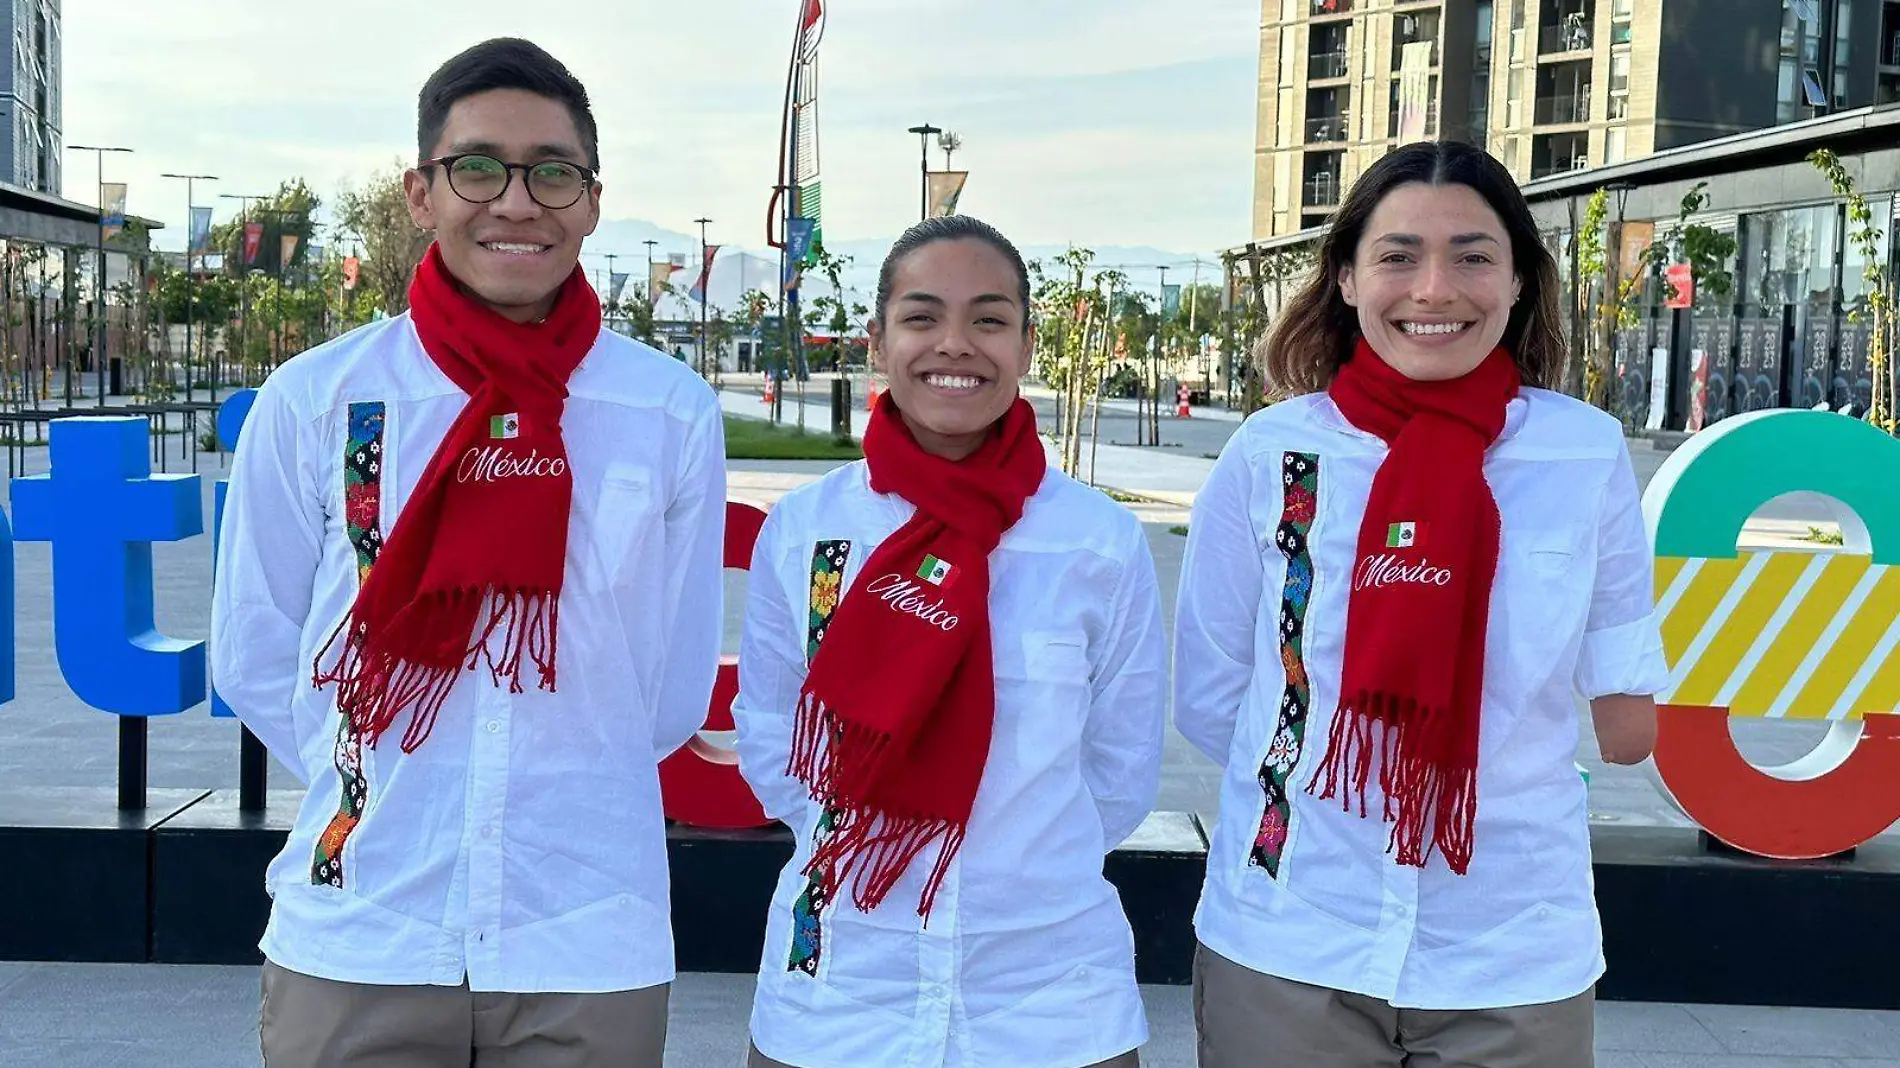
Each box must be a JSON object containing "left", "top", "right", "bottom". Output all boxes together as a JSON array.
[{"left": 417, "top": 38, "right": 600, "bottom": 171}]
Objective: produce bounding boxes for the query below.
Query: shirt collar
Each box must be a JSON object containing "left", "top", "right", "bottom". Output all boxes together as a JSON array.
[{"left": 1313, "top": 389, "right": 1532, "bottom": 446}]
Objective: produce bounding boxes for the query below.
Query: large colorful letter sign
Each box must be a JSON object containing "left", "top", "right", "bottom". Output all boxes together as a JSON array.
[
  {"left": 12, "top": 417, "right": 206, "bottom": 716},
  {"left": 1645, "top": 409, "right": 1900, "bottom": 858}
]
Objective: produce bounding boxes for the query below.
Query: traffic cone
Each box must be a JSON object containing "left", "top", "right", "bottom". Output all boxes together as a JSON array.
[
  {"left": 1177, "top": 384, "right": 1192, "bottom": 419},
  {"left": 763, "top": 376, "right": 777, "bottom": 405}
]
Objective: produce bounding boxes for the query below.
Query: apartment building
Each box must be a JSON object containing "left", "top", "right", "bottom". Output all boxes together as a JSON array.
[
  {"left": 0, "top": 0, "right": 61, "bottom": 194},
  {"left": 1253, "top": 0, "right": 1896, "bottom": 240}
]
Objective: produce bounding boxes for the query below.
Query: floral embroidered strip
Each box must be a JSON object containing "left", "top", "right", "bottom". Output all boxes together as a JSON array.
[
  {"left": 1251, "top": 452, "right": 1319, "bottom": 878},
  {"left": 790, "top": 539, "right": 851, "bottom": 975},
  {"left": 312, "top": 402, "right": 385, "bottom": 888}
]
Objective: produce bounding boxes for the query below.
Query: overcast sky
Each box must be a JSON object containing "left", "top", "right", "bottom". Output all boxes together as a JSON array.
[{"left": 63, "top": 0, "right": 1261, "bottom": 260}]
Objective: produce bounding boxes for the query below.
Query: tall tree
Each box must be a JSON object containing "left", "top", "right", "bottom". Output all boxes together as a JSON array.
[{"left": 335, "top": 163, "right": 431, "bottom": 318}]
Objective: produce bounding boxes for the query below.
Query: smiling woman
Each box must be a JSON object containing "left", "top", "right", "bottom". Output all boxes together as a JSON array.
[
  {"left": 867, "top": 215, "right": 1035, "bottom": 461},
  {"left": 1258, "top": 139, "right": 1566, "bottom": 397}
]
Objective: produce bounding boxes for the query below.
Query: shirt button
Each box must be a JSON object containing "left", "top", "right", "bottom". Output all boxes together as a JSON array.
[{"left": 486, "top": 720, "right": 501, "bottom": 734}]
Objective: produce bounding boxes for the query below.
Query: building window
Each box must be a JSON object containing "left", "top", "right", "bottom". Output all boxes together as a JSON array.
[
  {"left": 1778, "top": 57, "right": 1799, "bottom": 123},
  {"left": 1605, "top": 125, "right": 1627, "bottom": 163}
]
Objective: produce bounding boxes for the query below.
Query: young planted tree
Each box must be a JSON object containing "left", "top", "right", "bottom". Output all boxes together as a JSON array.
[{"left": 1810, "top": 149, "right": 1895, "bottom": 433}]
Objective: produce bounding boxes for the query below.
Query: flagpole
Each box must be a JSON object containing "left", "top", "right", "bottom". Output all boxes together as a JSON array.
[
  {"left": 907, "top": 123, "right": 941, "bottom": 221},
  {"left": 696, "top": 217, "right": 713, "bottom": 382},
  {"left": 71, "top": 145, "right": 133, "bottom": 407},
  {"left": 161, "top": 172, "right": 218, "bottom": 407}
]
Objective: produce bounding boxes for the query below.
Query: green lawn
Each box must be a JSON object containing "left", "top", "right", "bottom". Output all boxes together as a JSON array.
[{"left": 724, "top": 415, "right": 863, "bottom": 461}]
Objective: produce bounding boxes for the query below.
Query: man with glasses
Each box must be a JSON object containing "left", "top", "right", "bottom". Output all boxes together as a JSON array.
[{"left": 212, "top": 37, "right": 725, "bottom": 1067}]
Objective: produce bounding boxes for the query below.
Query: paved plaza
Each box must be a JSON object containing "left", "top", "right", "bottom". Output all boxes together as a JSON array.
[{"left": 0, "top": 389, "right": 1894, "bottom": 1067}]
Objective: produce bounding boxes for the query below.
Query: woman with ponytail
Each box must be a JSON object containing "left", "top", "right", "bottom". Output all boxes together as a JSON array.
[{"left": 733, "top": 216, "right": 1165, "bottom": 1068}]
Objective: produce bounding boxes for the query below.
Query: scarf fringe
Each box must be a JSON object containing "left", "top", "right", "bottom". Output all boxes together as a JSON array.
[
  {"left": 313, "top": 586, "right": 559, "bottom": 753},
  {"left": 1305, "top": 691, "right": 1476, "bottom": 875},
  {"left": 787, "top": 690, "right": 893, "bottom": 803},
  {"left": 805, "top": 804, "right": 967, "bottom": 918},
  {"left": 788, "top": 689, "right": 966, "bottom": 918}
]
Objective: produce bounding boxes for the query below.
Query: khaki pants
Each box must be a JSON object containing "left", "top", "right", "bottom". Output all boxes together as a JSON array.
[
  {"left": 747, "top": 1043, "right": 1140, "bottom": 1067},
  {"left": 261, "top": 960, "right": 669, "bottom": 1068},
  {"left": 1192, "top": 944, "right": 1594, "bottom": 1068}
]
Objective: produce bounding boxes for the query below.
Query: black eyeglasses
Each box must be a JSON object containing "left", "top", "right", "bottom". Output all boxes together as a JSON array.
[{"left": 421, "top": 154, "right": 596, "bottom": 210}]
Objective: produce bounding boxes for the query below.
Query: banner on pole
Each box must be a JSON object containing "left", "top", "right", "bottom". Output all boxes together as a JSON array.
[
  {"left": 609, "top": 271, "right": 630, "bottom": 305},
  {"left": 648, "top": 261, "right": 673, "bottom": 304},
  {"left": 342, "top": 255, "right": 360, "bottom": 291},
  {"left": 101, "top": 183, "right": 127, "bottom": 241},
  {"left": 188, "top": 207, "right": 214, "bottom": 255},
  {"left": 784, "top": 217, "right": 816, "bottom": 289},
  {"left": 1162, "top": 284, "right": 1182, "bottom": 318},
  {"left": 688, "top": 245, "right": 721, "bottom": 305},
  {"left": 926, "top": 171, "right": 968, "bottom": 218},
  {"left": 242, "top": 222, "right": 264, "bottom": 266}
]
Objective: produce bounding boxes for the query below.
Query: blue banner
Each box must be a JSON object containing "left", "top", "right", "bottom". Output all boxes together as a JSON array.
[
  {"left": 188, "top": 207, "right": 214, "bottom": 255},
  {"left": 784, "top": 217, "right": 816, "bottom": 290}
]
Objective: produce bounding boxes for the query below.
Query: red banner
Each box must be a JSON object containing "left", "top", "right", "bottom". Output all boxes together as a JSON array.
[{"left": 242, "top": 222, "right": 264, "bottom": 266}]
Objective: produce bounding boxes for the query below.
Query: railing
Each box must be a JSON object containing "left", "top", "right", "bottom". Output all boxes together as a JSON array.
[
  {"left": 1308, "top": 50, "right": 1350, "bottom": 79},
  {"left": 1531, "top": 153, "right": 1590, "bottom": 179},
  {"left": 1305, "top": 115, "right": 1350, "bottom": 143},
  {"left": 1535, "top": 91, "right": 1591, "bottom": 124},
  {"left": 1303, "top": 175, "right": 1340, "bottom": 207},
  {"left": 1540, "top": 21, "right": 1594, "bottom": 54}
]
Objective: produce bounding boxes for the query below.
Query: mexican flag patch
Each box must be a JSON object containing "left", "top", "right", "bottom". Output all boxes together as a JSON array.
[
  {"left": 1386, "top": 521, "right": 1418, "bottom": 549},
  {"left": 917, "top": 554, "right": 956, "bottom": 587},
  {"left": 490, "top": 413, "right": 521, "bottom": 440}
]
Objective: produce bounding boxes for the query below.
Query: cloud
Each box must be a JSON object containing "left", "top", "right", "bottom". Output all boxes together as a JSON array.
[{"left": 63, "top": 0, "right": 1259, "bottom": 255}]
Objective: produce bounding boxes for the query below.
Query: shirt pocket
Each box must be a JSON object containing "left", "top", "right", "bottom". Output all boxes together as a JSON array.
[
  {"left": 1492, "top": 520, "right": 1593, "bottom": 709},
  {"left": 584, "top": 465, "right": 664, "bottom": 592},
  {"left": 996, "top": 629, "right": 1092, "bottom": 769}
]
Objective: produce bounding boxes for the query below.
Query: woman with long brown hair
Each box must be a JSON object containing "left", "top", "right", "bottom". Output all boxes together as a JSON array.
[{"left": 1175, "top": 140, "right": 1664, "bottom": 1067}]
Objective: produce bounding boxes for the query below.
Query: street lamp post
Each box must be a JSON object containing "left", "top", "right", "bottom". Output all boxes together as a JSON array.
[
  {"left": 69, "top": 144, "right": 132, "bottom": 407},
  {"left": 1152, "top": 265, "right": 1169, "bottom": 446},
  {"left": 252, "top": 207, "right": 304, "bottom": 377},
  {"left": 208, "top": 195, "right": 271, "bottom": 814},
  {"left": 695, "top": 217, "right": 713, "bottom": 380},
  {"left": 220, "top": 194, "right": 266, "bottom": 389},
  {"left": 907, "top": 123, "right": 941, "bottom": 221},
  {"left": 160, "top": 172, "right": 218, "bottom": 405},
  {"left": 604, "top": 252, "right": 619, "bottom": 326},
  {"left": 1603, "top": 180, "right": 1637, "bottom": 409}
]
